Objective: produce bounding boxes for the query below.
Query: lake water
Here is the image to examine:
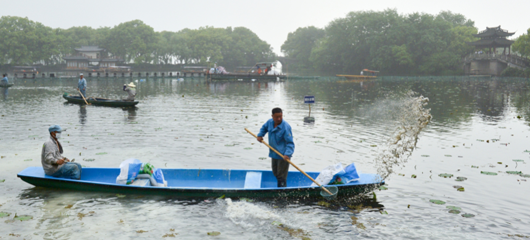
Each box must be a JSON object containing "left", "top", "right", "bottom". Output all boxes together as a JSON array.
[{"left": 1, "top": 76, "right": 529, "bottom": 239}]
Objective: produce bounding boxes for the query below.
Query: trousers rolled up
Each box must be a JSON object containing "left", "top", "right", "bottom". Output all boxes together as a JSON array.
[
  {"left": 52, "top": 162, "right": 82, "bottom": 180},
  {"left": 271, "top": 158, "right": 290, "bottom": 187}
]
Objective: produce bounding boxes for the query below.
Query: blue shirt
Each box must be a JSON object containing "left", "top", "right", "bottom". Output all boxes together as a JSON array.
[
  {"left": 78, "top": 78, "right": 87, "bottom": 90},
  {"left": 257, "top": 119, "right": 295, "bottom": 159},
  {"left": 1, "top": 77, "right": 8, "bottom": 84}
]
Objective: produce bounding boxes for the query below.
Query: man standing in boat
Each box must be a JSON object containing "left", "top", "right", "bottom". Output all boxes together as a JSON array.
[
  {"left": 122, "top": 82, "right": 136, "bottom": 101},
  {"left": 1, "top": 74, "right": 8, "bottom": 85},
  {"left": 41, "top": 125, "right": 82, "bottom": 179},
  {"left": 257, "top": 108, "right": 295, "bottom": 187},
  {"left": 78, "top": 73, "right": 87, "bottom": 98}
]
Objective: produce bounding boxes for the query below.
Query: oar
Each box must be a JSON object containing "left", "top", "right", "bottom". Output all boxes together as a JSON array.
[
  {"left": 244, "top": 128, "right": 337, "bottom": 199},
  {"left": 76, "top": 88, "right": 90, "bottom": 105}
]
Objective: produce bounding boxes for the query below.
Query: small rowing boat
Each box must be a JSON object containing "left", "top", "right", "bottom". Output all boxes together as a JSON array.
[
  {"left": 0, "top": 83, "right": 14, "bottom": 88},
  {"left": 18, "top": 167, "right": 384, "bottom": 199},
  {"left": 63, "top": 93, "right": 139, "bottom": 107}
]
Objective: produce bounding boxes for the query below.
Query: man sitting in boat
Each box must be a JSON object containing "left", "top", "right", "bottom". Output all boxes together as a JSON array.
[
  {"left": 256, "top": 108, "right": 295, "bottom": 187},
  {"left": 122, "top": 82, "right": 136, "bottom": 101},
  {"left": 1, "top": 74, "right": 8, "bottom": 84},
  {"left": 41, "top": 125, "right": 82, "bottom": 179}
]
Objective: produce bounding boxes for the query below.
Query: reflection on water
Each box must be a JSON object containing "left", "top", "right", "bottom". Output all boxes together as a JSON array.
[
  {"left": 1, "top": 77, "right": 530, "bottom": 239},
  {"left": 2, "top": 88, "right": 7, "bottom": 100}
]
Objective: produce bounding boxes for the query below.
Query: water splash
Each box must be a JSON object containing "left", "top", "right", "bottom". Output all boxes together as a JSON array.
[
  {"left": 223, "top": 198, "right": 283, "bottom": 227},
  {"left": 374, "top": 91, "right": 431, "bottom": 179}
]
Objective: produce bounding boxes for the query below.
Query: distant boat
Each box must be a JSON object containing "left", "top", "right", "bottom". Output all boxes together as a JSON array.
[
  {"left": 63, "top": 93, "right": 139, "bottom": 107},
  {"left": 17, "top": 167, "right": 384, "bottom": 199},
  {"left": 337, "top": 69, "right": 379, "bottom": 81}
]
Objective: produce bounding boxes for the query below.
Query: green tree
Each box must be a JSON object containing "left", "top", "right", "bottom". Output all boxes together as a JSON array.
[
  {"left": 105, "top": 20, "right": 157, "bottom": 63},
  {"left": 513, "top": 28, "right": 530, "bottom": 58},
  {"left": 281, "top": 26, "right": 325, "bottom": 69}
]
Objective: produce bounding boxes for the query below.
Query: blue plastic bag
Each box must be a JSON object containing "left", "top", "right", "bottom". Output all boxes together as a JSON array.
[
  {"left": 152, "top": 168, "right": 166, "bottom": 186},
  {"left": 127, "top": 162, "right": 142, "bottom": 184},
  {"left": 116, "top": 158, "right": 142, "bottom": 185},
  {"left": 338, "top": 163, "right": 360, "bottom": 183}
]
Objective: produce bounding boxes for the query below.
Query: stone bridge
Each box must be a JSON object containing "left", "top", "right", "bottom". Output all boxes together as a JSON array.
[{"left": 463, "top": 53, "right": 529, "bottom": 76}]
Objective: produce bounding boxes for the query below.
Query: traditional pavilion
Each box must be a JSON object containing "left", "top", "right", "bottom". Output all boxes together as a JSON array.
[
  {"left": 467, "top": 26, "right": 515, "bottom": 55},
  {"left": 63, "top": 46, "right": 122, "bottom": 69}
]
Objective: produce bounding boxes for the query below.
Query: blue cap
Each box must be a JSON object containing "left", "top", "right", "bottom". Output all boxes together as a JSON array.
[{"left": 48, "top": 125, "right": 62, "bottom": 133}]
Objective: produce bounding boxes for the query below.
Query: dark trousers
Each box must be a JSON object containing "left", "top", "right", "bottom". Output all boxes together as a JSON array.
[{"left": 271, "top": 158, "right": 290, "bottom": 187}]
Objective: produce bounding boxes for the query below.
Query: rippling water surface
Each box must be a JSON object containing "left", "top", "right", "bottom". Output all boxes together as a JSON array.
[{"left": 1, "top": 77, "right": 530, "bottom": 239}]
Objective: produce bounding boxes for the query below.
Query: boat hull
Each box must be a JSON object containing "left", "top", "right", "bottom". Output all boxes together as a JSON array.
[
  {"left": 0, "top": 83, "right": 14, "bottom": 88},
  {"left": 18, "top": 167, "right": 384, "bottom": 199},
  {"left": 63, "top": 94, "right": 139, "bottom": 107}
]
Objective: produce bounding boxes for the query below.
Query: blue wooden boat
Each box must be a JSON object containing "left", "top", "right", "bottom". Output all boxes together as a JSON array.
[{"left": 17, "top": 167, "right": 384, "bottom": 199}]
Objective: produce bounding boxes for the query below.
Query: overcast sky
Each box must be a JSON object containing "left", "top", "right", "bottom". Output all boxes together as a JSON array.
[{"left": 1, "top": 0, "right": 528, "bottom": 56}]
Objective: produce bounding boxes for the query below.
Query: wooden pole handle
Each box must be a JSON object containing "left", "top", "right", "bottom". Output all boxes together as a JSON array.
[
  {"left": 244, "top": 128, "right": 333, "bottom": 195},
  {"left": 77, "top": 89, "right": 90, "bottom": 105}
]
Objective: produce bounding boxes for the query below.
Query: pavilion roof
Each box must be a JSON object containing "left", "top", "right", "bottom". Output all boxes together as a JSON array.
[
  {"left": 466, "top": 38, "right": 514, "bottom": 48},
  {"left": 473, "top": 26, "right": 515, "bottom": 38}
]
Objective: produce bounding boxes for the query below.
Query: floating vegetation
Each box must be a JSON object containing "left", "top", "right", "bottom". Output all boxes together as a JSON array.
[
  {"left": 480, "top": 171, "right": 497, "bottom": 176},
  {"left": 380, "top": 210, "right": 388, "bottom": 214},
  {"left": 207, "top": 231, "right": 220, "bottom": 236},
  {"left": 318, "top": 201, "right": 331, "bottom": 207},
  {"left": 65, "top": 205, "right": 73, "bottom": 209},
  {"left": 421, "top": 155, "right": 430, "bottom": 157},
  {"left": 96, "top": 152, "right": 107, "bottom": 155},
  {"left": 438, "top": 173, "right": 453, "bottom": 178},
  {"left": 0, "top": 212, "right": 10, "bottom": 217},
  {"left": 136, "top": 230, "right": 148, "bottom": 233},
  {"left": 471, "top": 166, "right": 479, "bottom": 168},
  {"left": 446, "top": 206, "right": 461, "bottom": 211},
  {"left": 116, "top": 194, "right": 126, "bottom": 198},
  {"left": 461, "top": 213, "right": 475, "bottom": 218},
  {"left": 445, "top": 155, "right": 452, "bottom": 157},
  {"left": 23, "top": 159, "right": 32, "bottom": 161},
  {"left": 244, "top": 147, "right": 252, "bottom": 150},
  {"left": 162, "top": 233, "right": 177, "bottom": 238},
  {"left": 239, "top": 198, "right": 253, "bottom": 202},
  {"left": 455, "top": 176, "right": 467, "bottom": 182},
  {"left": 13, "top": 214, "right": 33, "bottom": 221},
  {"left": 224, "top": 144, "right": 235, "bottom": 147},
  {"left": 83, "top": 159, "right": 95, "bottom": 162},
  {"left": 497, "top": 162, "right": 502, "bottom": 164},
  {"left": 476, "top": 139, "right": 484, "bottom": 142},
  {"left": 429, "top": 199, "right": 446, "bottom": 205},
  {"left": 521, "top": 174, "right": 530, "bottom": 178},
  {"left": 217, "top": 195, "right": 225, "bottom": 199},
  {"left": 457, "top": 187, "right": 465, "bottom": 192},
  {"left": 314, "top": 141, "right": 322, "bottom": 143},
  {"left": 513, "top": 159, "right": 524, "bottom": 162},
  {"left": 370, "top": 145, "right": 377, "bottom": 147},
  {"left": 506, "top": 171, "right": 522, "bottom": 175},
  {"left": 448, "top": 209, "right": 461, "bottom": 214},
  {"left": 259, "top": 157, "right": 267, "bottom": 160},
  {"left": 411, "top": 174, "right": 417, "bottom": 178},
  {"left": 398, "top": 173, "right": 405, "bottom": 176},
  {"left": 379, "top": 186, "right": 388, "bottom": 190},
  {"left": 0, "top": 179, "right": 5, "bottom": 183}
]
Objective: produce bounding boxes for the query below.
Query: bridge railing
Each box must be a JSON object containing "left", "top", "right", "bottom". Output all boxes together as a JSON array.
[{"left": 464, "top": 53, "right": 529, "bottom": 68}]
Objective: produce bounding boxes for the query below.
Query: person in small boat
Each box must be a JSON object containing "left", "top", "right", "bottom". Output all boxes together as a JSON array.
[
  {"left": 257, "top": 107, "right": 295, "bottom": 187},
  {"left": 122, "top": 82, "right": 136, "bottom": 101},
  {"left": 78, "top": 73, "right": 87, "bottom": 98},
  {"left": 1, "top": 74, "right": 8, "bottom": 84},
  {"left": 41, "top": 125, "right": 82, "bottom": 179}
]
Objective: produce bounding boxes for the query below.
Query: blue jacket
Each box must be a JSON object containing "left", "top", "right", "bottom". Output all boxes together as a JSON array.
[
  {"left": 78, "top": 78, "right": 86, "bottom": 90},
  {"left": 258, "top": 119, "right": 295, "bottom": 159},
  {"left": 1, "top": 77, "right": 8, "bottom": 84}
]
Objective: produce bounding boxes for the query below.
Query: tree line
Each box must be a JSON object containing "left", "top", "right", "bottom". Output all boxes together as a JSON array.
[
  {"left": 281, "top": 10, "right": 529, "bottom": 75},
  {"left": 0, "top": 16, "right": 274, "bottom": 68}
]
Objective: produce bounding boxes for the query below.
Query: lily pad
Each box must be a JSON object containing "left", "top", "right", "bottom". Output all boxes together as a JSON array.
[
  {"left": 480, "top": 171, "right": 497, "bottom": 175},
  {"left": 513, "top": 159, "right": 524, "bottom": 162},
  {"left": 446, "top": 206, "right": 461, "bottom": 211},
  {"left": 207, "top": 231, "right": 220, "bottom": 236},
  {"left": 96, "top": 152, "right": 107, "bottom": 155},
  {"left": 506, "top": 171, "right": 522, "bottom": 175},
  {"left": 379, "top": 186, "right": 388, "bottom": 190},
  {"left": 13, "top": 215, "right": 33, "bottom": 221},
  {"left": 455, "top": 176, "right": 467, "bottom": 182},
  {"left": 461, "top": 213, "right": 475, "bottom": 218},
  {"left": 448, "top": 210, "right": 461, "bottom": 214},
  {"left": 429, "top": 199, "right": 446, "bottom": 205},
  {"left": 438, "top": 173, "right": 453, "bottom": 178},
  {"left": 0, "top": 212, "right": 10, "bottom": 218}
]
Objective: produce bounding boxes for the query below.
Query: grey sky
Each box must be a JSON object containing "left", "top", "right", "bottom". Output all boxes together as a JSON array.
[{"left": 2, "top": 0, "right": 528, "bottom": 56}]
